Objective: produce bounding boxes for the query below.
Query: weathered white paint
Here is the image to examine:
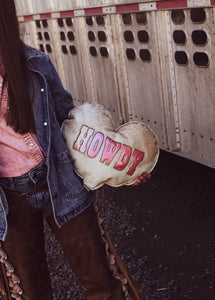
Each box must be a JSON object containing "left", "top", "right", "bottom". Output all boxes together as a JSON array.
[
  {"left": 74, "top": 10, "right": 85, "bottom": 17},
  {"left": 170, "top": 8, "right": 215, "bottom": 165},
  {"left": 17, "top": 1, "right": 215, "bottom": 168},
  {"left": 187, "top": 0, "right": 211, "bottom": 8},
  {"left": 102, "top": 7, "right": 117, "bottom": 14},
  {"left": 19, "top": 21, "right": 37, "bottom": 48},
  {"left": 55, "top": 17, "right": 88, "bottom": 106},
  {"left": 156, "top": 11, "right": 179, "bottom": 151},
  {"left": 15, "top": 0, "right": 32, "bottom": 15},
  {"left": 139, "top": 2, "right": 157, "bottom": 11},
  {"left": 77, "top": 14, "right": 123, "bottom": 126}
]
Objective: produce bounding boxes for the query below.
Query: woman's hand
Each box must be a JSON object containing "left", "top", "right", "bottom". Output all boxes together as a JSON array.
[{"left": 133, "top": 172, "right": 151, "bottom": 186}]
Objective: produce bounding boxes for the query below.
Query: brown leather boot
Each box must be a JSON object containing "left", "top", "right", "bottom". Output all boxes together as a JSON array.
[
  {"left": 0, "top": 259, "right": 11, "bottom": 300},
  {"left": 47, "top": 201, "right": 141, "bottom": 300},
  {"left": 94, "top": 201, "right": 142, "bottom": 300},
  {"left": 1, "top": 189, "right": 52, "bottom": 300}
]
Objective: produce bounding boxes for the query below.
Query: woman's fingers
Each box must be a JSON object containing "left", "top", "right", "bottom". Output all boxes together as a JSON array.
[{"left": 133, "top": 172, "right": 151, "bottom": 186}]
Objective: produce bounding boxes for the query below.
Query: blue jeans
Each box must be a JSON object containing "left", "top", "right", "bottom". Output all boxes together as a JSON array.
[
  {"left": 0, "top": 165, "right": 126, "bottom": 300},
  {"left": 0, "top": 164, "right": 52, "bottom": 218}
]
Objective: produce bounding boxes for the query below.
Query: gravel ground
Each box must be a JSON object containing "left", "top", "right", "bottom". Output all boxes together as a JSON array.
[
  {"left": 44, "top": 150, "right": 215, "bottom": 300},
  {"left": 0, "top": 149, "right": 215, "bottom": 300}
]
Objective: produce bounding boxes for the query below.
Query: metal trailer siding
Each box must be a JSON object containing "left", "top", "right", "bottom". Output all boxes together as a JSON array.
[
  {"left": 15, "top": 1, "right": 215, "bottom": 168},
  {"left": 170, "top": 7, "right": 215, "bottom": 164}
]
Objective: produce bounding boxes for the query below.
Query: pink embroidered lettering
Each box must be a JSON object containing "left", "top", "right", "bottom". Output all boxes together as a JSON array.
[
  {"left": 73, "top": 125, "right": 94, "bottom": 153},
  {"left": 100, "top": 137, "right": 121, "bottom": 165},
  {"left": 88, "top": 132, "right": 104, "bottom": 158},
  {"left": 114, "top": 145, "right": 132, "bottom": 171},
  {"left": 127, "top": 149, "right": 144, "bottom": 175}
]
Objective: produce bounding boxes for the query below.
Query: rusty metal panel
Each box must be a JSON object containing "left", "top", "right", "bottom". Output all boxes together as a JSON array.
[{"left": 170, "top": 7, "right": 215, "bottom": 165}]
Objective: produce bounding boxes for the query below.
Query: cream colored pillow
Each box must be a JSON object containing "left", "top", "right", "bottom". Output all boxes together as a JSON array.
[{"left": 62, "top": 103, "right": 159, "bottom": 190}]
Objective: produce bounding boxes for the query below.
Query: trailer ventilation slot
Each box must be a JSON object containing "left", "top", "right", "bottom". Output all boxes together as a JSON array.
[
  {"left": 62, "top": 45, "right": 68, "bottom": 54},
  {"left": 190, "top": 8, "right": 206, "bottom": 23},
  {"left": 140, "top": 49, "right": 151, "bottom": 62},
  {"left": 96, "top": 16, "right": 105, "bottom": 26},
  {"left": 138, "top": 30, "right": 149, "bottom": 43},
  {"left": 193, "top": 52, "right": 209, "bottom": 67},
  {"left": 98, "top": 31, "right": 107, "bottom": 42},
  {"left": 175, "top": 51, "right": 188, "bottom": 65},
  {"left": 66, "top": 18, "right": 73, "bottom": 27},
  {"left": 60, "top": 31, "right": 66, "bottom": 41},
  {"left": 68, "top": 31, "right": 75, "bottom": 41},
  {"left": 86, "top": 16, "right": 93, "bottom": 26},
  {"left": 36, "top": 20, "right": 41, "bottom": 28},
  {"left": 126, "top": 48, "right": 136, "bottom": 60},
  {"left": 38, "top": 32, "right": 42, "bottom": 40},
  {"left": 44, "top": 32, "right": 50, "bottom": 40},
  {"left": 46, "top": 44, "right": 52, "bottom": 53},
  {"left": 173, "top": 30, "right": 186, "bottom": 44},
  {"left": 88, "top": 31, "right": 95, "bottom": 41},
  {"left": 100, "top": 47, "right": 109, "bottom": 57},
  {"left": 42, "top": 20, "right": 48, "bottom": 28},
  {"left": 57, "top": 18, "right": 64, "bottom": 27},
  {"left": 171, "top": 10, "right": 185, "bottom": 25},
  {"left": 39, "top": 44, "right": 45, "bottom": 52},
  {"left": 192, "top": 30, "right": 207, "bottom": 45},
  {"left": 124, "top": 30, "right": 134, "bottom": 43},
  {"left": 70, "top": 45, "right": 77, "bottom": 55},
  {"left": 122, "top": 14, "right": 132, "bottom": 25},
  {"left": 90, "top": 46, "right": 97, "bottom": 57},
  {"left": 136, "top": 12, "right": 147, "bottom": 24}
]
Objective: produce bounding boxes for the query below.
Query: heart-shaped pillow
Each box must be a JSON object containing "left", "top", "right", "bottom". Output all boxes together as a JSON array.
[{"left": 62, "top": 103, "right": 159, "bottom": 190}]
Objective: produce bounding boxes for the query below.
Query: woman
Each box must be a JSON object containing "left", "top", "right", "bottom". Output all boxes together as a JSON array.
[{"left": 0, "top": 1, "right": 150, "bottom": 299}]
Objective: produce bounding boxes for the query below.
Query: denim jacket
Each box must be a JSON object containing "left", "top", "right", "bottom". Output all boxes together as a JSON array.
[{"left": 0, "top": 47, "right": 94, "bottom": 241}]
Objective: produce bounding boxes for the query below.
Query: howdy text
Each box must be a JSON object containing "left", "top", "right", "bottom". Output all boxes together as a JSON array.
[{"left": 73, "top": 125, "right": 144, "bottom": 176}]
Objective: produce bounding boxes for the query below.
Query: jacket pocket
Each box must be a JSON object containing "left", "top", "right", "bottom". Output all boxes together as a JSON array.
[{"left": 52, "top": 149, "right": 71, "bottom": 164}]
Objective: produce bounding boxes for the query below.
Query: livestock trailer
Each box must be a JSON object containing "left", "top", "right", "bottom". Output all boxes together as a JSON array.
[{"left": 16, "top": 0, "right": 215, "bottom": 168}]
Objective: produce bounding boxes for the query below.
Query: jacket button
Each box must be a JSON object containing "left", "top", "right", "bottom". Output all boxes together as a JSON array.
[
  {"left": 53, "top": 193, "right": 58, "bottom": 199},
  {"left": 41, "top": 88, "right": 44, "bottom": 92},
  {"left": 44, "top": 122, "right": 47, "bottom": 126}
]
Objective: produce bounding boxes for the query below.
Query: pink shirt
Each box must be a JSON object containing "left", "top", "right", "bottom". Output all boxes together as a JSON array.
[{"left": 0, "top": 75, "right": 46, "bottom": 177}]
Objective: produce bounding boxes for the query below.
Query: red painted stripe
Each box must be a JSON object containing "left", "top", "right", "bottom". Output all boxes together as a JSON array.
[
  {"left": 85, "top": 7, "right": 103, "bottom": 15},
  {"left": 116, "top": 3, "right": 139, "bottom": 13},
  {"left": 157, "top": 0, "right": 187, "bottom": 10},
  {"left": 23, "top": 15, "right": 33, "bottom": 21},
  {"left": 211, "top": 0, "right": 215, "bottom": 6},
  {"left": 40, "top": 13, "right": 52, "bottom": 20},
  {"left": 60, "top": 10, "right": 75, "bottom": 18}
]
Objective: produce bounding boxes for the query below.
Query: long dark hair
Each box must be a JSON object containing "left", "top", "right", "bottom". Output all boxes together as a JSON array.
[{"left": 0, "top": 0, "right": 35, "bottom": 134}]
